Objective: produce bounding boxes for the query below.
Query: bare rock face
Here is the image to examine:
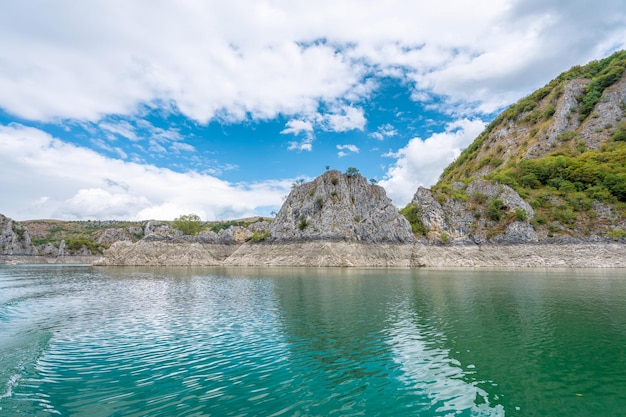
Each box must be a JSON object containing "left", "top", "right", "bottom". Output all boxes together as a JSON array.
[
  {"left": 270, "top": 170, "right": 415, "bottom": 243},
  {"left": 412, "top": 180, "right": 537, "bottom": 243},
  {"left": 0, "top": 214, "right": 38, "bottom": 255},
  {"left": 95, "top": 228, "right": 135, "bottom": 245},
  {"left": 95, "top": 240, "right": 234, "bottom": 266}
]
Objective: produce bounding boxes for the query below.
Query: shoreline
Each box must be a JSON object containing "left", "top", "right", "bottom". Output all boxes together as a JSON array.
[{"left": 3, "top": 242, "right": 625, "bottom": 268}]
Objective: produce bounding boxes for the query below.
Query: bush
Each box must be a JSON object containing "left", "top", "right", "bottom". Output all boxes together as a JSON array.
[
  {"left": 173, "top": 214, "right": 203, "bottom": 235},
  {"left": 440, "top": 232, "right": 451, "bottom": 244},
  {"left": 251, "top": 231, "right": 270, "bottom": 241},
  {"left": 514, "top": 208, "right": 529, "bottom": 222},
  {"left": 543, "top": 105, "right": 556, "bottom": 119},
  {"left": 607, "top": 228, "right": 626, "bottom": 240},
  {"left": 486, "top": 199, "right": 506, "bottom": 221},
  {"left": 298, "top": 217, "right": 308, "bottom": 231},
  {"left": 471, "top": 192, "right": 488, "bottom": 204},
  {"left": 519, "top": 173, "right": 541, "bottom": 189},
  {"left": 400, "top": 203, "right": 428, "bottom": 236},
  {"left": 346, "top": 167, "right": 359, "bottom": 177}
]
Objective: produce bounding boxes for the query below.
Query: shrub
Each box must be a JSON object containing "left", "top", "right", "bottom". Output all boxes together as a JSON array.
[
  {"left": 486, "top": 199, "right": 506, "bottom": 221},
  {"left": 399, "top": 203, "right": 428, "bottom": 236},
  {"left": 554, "top": 207, "right": 577, "bottom": 225},
  {"left": 543, "top": 105, "right": 556, "bottom": 119},
  {"left": 519, "top": 173, "right": 541, "bottom": 189},
  {"left": 514, "top": 208, "right": 529, "bottom": 222},
  {"left": 298, "top": 217, "right": 308, "bottom": 231},
  {"left": 471, "top": 192, "right": 488, "bottom": 204},
  {"left": 251, "top": 231, "right": 271, "bottom": 241},
  {"left": 557, "top": 131, "right": 577, "bottom": 142},
  {"left": 346, "top": 167, "right": 359, "bottom": 177},
  {"left": 607, "top": 228, "right": 626, "bottom": 240},
  {"left": 440, "top": 232, "right": 451, "bottom": 244},
  {"left": 173, "top": 214, "right": 203, "bottom": 235},
  {"left": 331, "top": 176, "right": 339, "bottom": 185}
]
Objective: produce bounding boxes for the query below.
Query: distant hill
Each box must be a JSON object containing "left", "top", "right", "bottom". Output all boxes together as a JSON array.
[{"left": 405, "top": 50, "right": 626, "bottom": 243}]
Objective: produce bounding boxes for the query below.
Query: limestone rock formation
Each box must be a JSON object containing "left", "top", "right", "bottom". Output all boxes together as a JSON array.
[
  {"left": 0, "top": 214, "right": 38, "bottom": 256},
  {"left": 270, "top": 170, "right": 415, "bottom": 243},
  {"left": 414, "top": 50, "right": 626, "bottom": 242},
  {"left": 412, "top": 180, "right": 537, "bottom": 244}
]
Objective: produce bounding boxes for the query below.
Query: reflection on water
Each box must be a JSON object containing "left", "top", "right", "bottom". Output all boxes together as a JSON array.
[{"left": 0, "top": 266, "right": 625, "bottom": 416}]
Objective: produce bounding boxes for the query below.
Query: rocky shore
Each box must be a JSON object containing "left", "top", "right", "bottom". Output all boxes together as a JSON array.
[{"left": 92, "top": 240, "right": 626, "bottom": 268}]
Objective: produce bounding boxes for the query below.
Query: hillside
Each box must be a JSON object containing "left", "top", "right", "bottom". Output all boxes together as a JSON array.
[{"left": 405, "top": 50, "right": 626, "bottom": 243}]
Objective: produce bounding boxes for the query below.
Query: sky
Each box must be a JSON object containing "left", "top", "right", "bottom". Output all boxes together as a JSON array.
[{"left": 1, "top": 1, "right": 625, "bottom": 221}]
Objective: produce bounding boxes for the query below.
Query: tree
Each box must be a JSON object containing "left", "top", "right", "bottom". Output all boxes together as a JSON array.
[
  {"left": 346, "top": 167, "right": 359, "bottom": 177},
  {"left": 369, "top": 178, "right": 378, "bottom": 184},
  {"left": 173, "top": 214, "right": 202, "bottom": 235}
]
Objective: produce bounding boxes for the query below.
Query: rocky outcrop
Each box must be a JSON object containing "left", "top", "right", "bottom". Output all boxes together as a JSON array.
[
  {"left": 94, "top": 240, "right": 238, "bottom": 266},
  {"left": 224, "top": 241, "right": 419, "bottom": 267},
  {"left": 411, "top": 243, "right": 626, "bottom": 268},
  {"left": 0, "top": 214, "right": 38, "bottom": 256},
  {"left": 412, "top": 180, "right": 537, "bottom": 244},
  {"left": 270, "top": 170, "right": 414, "bottom": 242}
]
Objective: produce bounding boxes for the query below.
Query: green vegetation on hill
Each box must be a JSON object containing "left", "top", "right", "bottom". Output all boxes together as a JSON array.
[{"left": 402, "top": 50, "right": 626, "bottom": 239}]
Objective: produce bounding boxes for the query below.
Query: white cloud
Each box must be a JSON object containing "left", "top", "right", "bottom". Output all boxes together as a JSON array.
[
  {"left": 287, "top": 139, "right": 313, "bottom": 152},
  {"left": 336, "top": 144, "right": 360, "bottom": 157},
  {"left": 0, "top": 124, "right": 291, "bottom": 220},
  {"left": 370, "top": 123, "right": 398, "bottom": 140},
  {"left": 170, "top": 142, "right": 195, "bottom": 153},
  {"left": 3, "top": 1, "right": 620, "bottom": 126},
  {"left": 280, "top": 119, "right": 314, "bottom": 136},
  {"left": 379, "top": 118, "right": 486, "bottom": 207},
  {"left": 322, "top": 106, "right": 366, "bottom": 132}
]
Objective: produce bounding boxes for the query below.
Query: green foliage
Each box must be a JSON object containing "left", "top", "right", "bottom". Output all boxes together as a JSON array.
[
  {"left": 251, "top": 231, "right": 271, "bottom": 241},
  {"left": 440, "top": 232, "right": 451, "bottom": 244},
  {"left": 345, "top": 167, "right": 359, "bottom": 177},
  {"left": 613, "top": 122, "right": 626, "bottom": 142},
  {"left": 11, "top": 224, "right": 25, "bottom": 241},
  {"left": 210, "top": 220, "right": 249, "bottom": 233},
  {"left": 519, "top": 173, "right": 541, "bottom": 189},
  {"left": 554, "top": 206, "right": 576, "bottom": 225},
  {"left": 65, "top": 238, "right": 105, "bottom": 254},
  {"left": 514, "top": 208, "right": 529, "bottom": 222},
  {"left": 614, "top": 131, "right": 626, "bottom": 142},
  {"left": 399, "top": 203, "right": 428, "bottom": 236},
  {"left": 543, "top": 105, "right": 556, "bottom": 119},
  {"left": 607, "top": 228, "right": 626, "bottom": 240},
  {"left": 577, "top": 53, "right": 626, "bottom": 121},
  {"left": 298, "top": 217, "right": 308, "bottom": 231},
  {"left": 173, "top": 214, "right": 203, "bottom": 235},
  {"left": 315, "top": 197, "right": 324, "bottom": 209},
  {"left": 331, "top": 176, "right": 339, "bottom": 185},
  {"left": 471, "top": 192, "right": 488, "bottom": 204},
  {"left": 486, "top": 199, "right": 506, "bottom": 221},
  {"left": 557, "top": 131, "right": 577, "bottom": 142}
]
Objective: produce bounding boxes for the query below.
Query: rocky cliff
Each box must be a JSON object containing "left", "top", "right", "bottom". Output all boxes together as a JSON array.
[
  {"left": 270, "top": 170, "right": 415, "bottom": 242},
  {"left": 407, "top": 50, "right": 626, "bottom": 244},
  {"left": 0, "top": 214, "right": 38, "bottom": 256}
]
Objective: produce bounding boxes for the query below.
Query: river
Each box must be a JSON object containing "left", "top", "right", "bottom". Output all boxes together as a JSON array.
[{"left": 1, "top": 265, "right": 625, "bottom": 416}]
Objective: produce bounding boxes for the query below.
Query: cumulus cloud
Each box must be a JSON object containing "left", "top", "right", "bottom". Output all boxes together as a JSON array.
[
  {"left": 370, "top": 123, "right": 398, "bottom": 140},
  {"left": 2, "top": 1, "right": 621, "bottom": 126},
  {"left": 336, "top": 144, "right": 360, "bottom": 157},
  {"left": 323, "top": 106, "right": 366, "bottom": 132},
  {"left": 280, "top": 119, "right": 314, "bottom": 136},
  {"left": 379, "top": 118, "right": 486, "bottom": 206},
  {"left": 0, "top": 124, "right": 291, "bottom": 220}
]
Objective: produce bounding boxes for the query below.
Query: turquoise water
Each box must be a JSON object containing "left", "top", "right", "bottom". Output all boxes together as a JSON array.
[{"left": 1, "top": 266, "right": 625, "bottom": 416}]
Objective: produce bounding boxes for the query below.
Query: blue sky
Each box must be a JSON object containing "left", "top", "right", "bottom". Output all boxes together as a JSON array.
[{"left": 1, "top": 0, "right": 625, "bottom": 221}]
